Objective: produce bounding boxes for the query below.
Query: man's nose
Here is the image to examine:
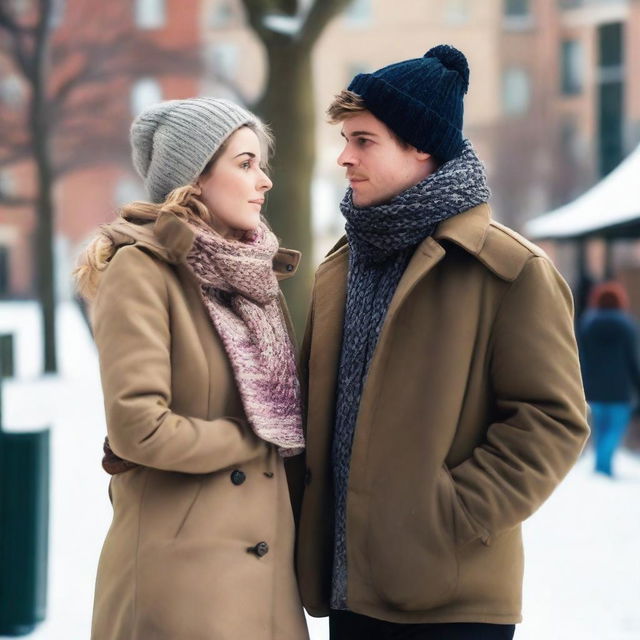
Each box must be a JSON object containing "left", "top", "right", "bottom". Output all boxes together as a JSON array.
[{"left": 337, "top": 146, "right": 355, "bottom": 167}]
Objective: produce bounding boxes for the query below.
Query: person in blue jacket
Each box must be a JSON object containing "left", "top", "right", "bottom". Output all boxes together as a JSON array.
[{"left": 579, "top": 281, "right": 640, "bottom": 476}]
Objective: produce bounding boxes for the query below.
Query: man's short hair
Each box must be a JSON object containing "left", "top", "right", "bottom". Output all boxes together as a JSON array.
[
  {"left": 326, "top": 90, "right": 410, "bottom": 149},
  {"left": 326, "top": 90, "right": 368, "bottom": 124}
]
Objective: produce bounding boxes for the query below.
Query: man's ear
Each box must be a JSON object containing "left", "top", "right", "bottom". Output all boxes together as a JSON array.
[{"left": 415, "top": 149, "right": 432, "bottom": 163}]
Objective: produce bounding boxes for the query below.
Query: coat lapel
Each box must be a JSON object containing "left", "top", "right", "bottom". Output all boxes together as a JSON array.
[
  {"left": 372, "top": 204, "right": 490, "bottom": 370},
  {"left": 305, "top": 248, "right": 348, "bottom": 459},
  {"left": 382, "top": 236, "right": 446, "bottom": 330}
]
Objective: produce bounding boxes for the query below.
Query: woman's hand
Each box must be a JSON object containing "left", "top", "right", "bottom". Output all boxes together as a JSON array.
[{"left": 102, "top": 436, "right": 140, "bottom": 475}]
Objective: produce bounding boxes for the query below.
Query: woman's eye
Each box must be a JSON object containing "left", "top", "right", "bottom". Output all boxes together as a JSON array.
[{"left": 241, "top": 160, "right": 251, "bottom": 169}]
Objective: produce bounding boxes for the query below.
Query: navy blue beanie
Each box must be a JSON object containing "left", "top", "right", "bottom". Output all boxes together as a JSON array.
[{"left": 347, "top": 44, "right": 469, "bottom": 162}]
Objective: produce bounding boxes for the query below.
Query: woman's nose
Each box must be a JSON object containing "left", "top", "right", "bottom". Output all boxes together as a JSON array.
[{"left": 258, "top": 169, "right": 273, "bottom": 192}]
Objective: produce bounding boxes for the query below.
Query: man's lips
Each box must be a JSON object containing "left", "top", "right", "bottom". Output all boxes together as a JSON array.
[{"left": 248, "top": 199, "right": 265, "bottom": 205}]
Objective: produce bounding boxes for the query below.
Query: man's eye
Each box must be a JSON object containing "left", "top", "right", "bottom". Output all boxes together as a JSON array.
[{"left": 357, "top": 138, "right": 370, "bottom": 146}]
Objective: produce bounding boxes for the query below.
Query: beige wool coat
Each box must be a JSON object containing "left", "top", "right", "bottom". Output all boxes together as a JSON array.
[
  {"left": 90, "top": 211, "right": 308, "bottom": 640},
  {"left": 288, "top": 203, "right": 589, "bottom": 625}
]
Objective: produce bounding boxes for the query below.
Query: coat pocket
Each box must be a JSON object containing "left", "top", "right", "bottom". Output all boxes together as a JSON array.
[
  {"left": 440, "top": 464, "right": 485, "bottom": 547},
  {"left": 172, "top": 477, "right": 203, "bottom": 539},
  {"left": 367, "top": 465, "right": 469, "bottom": 611},
  {"left": 137, "top": 470, "right": 204, "bottom": 542}
]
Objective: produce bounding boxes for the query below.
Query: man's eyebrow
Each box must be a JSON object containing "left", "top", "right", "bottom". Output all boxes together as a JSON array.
[
  {"left": 233, "top": 151, "right": 256, "bottom": 159},
  {"left": 340, "top": 130, "right": 379, "bottom": 139}
]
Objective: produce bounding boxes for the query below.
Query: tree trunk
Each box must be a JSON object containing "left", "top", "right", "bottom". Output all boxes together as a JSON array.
[
  {"left": 32, "top": 104, "right": 56, "bottom": 374},
  {"left": 31, "top": 1, "right": 56, "bottom": 373},
  {"left": 255, "top": 42, "right": 315, "bottom": 339}
]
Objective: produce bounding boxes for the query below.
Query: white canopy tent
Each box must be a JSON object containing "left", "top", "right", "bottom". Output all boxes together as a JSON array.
[{"left": 526, "top": 144, "right": 640, "bottom": 240}]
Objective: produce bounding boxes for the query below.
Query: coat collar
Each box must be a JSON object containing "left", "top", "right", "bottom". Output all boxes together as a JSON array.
[
  {"left": 323, "top": 203, "right": 491, "bottom": 264},
  {"left": 104, "top": 210, "right": 300, "bottom": 281},
  {"left": 432, "top": 202, "right": 490, "bottom": 256}
]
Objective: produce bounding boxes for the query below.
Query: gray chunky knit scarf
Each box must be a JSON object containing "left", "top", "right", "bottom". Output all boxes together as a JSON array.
[
  {"left": 330, "top": 139, "right": 491, "bottom": 609},
  {"left": 185, "top": 222, "right": 305, "bottom": 457}
]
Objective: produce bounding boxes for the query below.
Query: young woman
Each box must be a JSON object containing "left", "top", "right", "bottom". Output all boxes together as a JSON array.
[{"left": 75, "top": 98, "right": 308, "bottom": 640}]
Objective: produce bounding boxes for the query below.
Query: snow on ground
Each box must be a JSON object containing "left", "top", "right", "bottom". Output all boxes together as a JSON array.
[{"left": 1, "top": 301, "right": 639, "bottom": 640}]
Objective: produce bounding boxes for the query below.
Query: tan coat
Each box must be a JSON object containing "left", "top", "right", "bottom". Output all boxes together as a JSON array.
[
  {"left": 90, "top": 211, "right": 309, "bottom": 640},
  {"left": 288, "top": 203, "right": 589, "bottom": 624}
]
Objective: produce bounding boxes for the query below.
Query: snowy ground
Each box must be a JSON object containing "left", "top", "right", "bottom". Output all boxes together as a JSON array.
[{"left": 1, "top": 301, "right": 639, "bottom": 640}]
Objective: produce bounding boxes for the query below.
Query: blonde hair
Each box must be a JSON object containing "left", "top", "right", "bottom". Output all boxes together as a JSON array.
[
  {"left": 326, "top": 90, "right": 368, "bottom": 123},
  {"left": 73, "top": 184, "right": 210, "bottom": 301},
  {"left": 74, "top": 122, "right": 274, "bottom": 301}
]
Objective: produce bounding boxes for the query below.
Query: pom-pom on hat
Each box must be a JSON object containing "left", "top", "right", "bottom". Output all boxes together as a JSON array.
[
  {"left": 347, "top": 44, "right": 469, "bottom": 162},
  {"left": 130, "top": 97, "right": 260, "bottom": 203}
]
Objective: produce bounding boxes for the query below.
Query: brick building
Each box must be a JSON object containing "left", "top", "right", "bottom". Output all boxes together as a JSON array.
[
  {"left": 0, "top": 0, "right": 201, "bottom": 298},
  {"left": 1, "top": 0, "right": 638, "bottom": 296}
]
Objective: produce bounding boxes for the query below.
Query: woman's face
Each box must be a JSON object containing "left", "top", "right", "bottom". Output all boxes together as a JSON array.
[{"left": 197, "top": 126, "right": 273, "bottom": 240}]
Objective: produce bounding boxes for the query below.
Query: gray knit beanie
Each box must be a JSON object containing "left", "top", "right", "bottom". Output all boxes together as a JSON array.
[{"left": 130, "top": 97, "right": 260, "bottom": 203}]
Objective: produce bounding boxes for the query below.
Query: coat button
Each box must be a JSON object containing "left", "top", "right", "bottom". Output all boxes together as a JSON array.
[
  {"left": 304, "top": 467, "right": 312, "bottom": 486},
  {"left": 286, "top": 263, "right": 294, "bottom": 272},
  {"left": 230, "top": 470, "right": 246, "bottom": 485},
  {"left": 247, "top": 541, "right": 269, "bottom": 558}
]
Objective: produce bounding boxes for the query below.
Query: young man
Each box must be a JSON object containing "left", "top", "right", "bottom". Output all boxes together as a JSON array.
[{"left": 288, "top": 45, "right": 589, "bottom": 640}]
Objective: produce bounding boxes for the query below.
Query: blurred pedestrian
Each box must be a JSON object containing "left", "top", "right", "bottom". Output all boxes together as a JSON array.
[
  {"left": 74, "top": 98, "right": 308, "bottom": 640},
  {"left": 579, "top": 280, "right": 640, "bottom": 477},
  {"left": 287, "top": 45, "right": 589, "bottom": 640}
]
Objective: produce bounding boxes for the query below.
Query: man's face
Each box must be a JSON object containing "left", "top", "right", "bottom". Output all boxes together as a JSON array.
[{"left": 337, "top": 111, "right": 434, "bottom": 207}]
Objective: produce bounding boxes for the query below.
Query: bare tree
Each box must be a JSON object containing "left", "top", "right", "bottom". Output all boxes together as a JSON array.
[
  {"left": 240, "top": 0, "right": 353, "bottom": 334},
  {"left": 0, "top": 0, "right": 57, "bottom": 372},
  {"left": 0, "top": 0, "right": 197, "bottom": 373}
]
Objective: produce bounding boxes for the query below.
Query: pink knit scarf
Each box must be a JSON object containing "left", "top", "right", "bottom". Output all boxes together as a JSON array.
[{"left": 185, "top": 221, "right": 304, "bottom": 457}]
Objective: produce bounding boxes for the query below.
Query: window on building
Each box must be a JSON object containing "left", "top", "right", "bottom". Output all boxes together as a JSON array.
[
  {"left": 50, "top": 0, "right": 66, "bottom": 28},
  {"left": 130, "top": 78, "right": 162, "bottom": 116},
  {"left": 600, "top": 21, "right": 623, "bottom": 68},
  {"left": 560, "top": 117, "right": 583, "bottom": 163},
  {"left": 209, "top": 0, "right": 234, "bottom": 28},
  {"left": 0, "top": 74, "right": 25, "bottom": 108},
  {"left": 502, "top": 67, "right": 531, "bottom": 116},
  {"left": 208, "top": 43, "right": 238, "bottom": 80},
  {"left": 503, "top": 0, "right": 533, "bottom": 29},
  {"left": 558, "top": 0, "right": 583, "bottom": 9},
  {"left": 0, "top": 170, "right": 16, "bottom": 198},
  {"left": 445, "top": 0, "right": 471, "bottom": 25},
  {"left": 0, "top": 245, "right": 9, "bottom": 297},
  {"left": 344, "top": 0, "right": 372, "bottom": 27},
  {"left": 561, "top": 40, "right": 584, "bottom": 95},
  {"left": 598, "top": 22, "right": 624, "bottom": 176},
  {"left": 504, "top": 0, "right": 529, "bottom": 17},
  {"left": 135, "top": 0, "right": 166, "bottom": 29},
  {"left": 10, "top": 0, "right": 29, "bottom": 16}
]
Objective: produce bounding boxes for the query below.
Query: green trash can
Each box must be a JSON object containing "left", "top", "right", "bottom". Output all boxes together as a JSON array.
[
  {"left": 0, "top": 429, "right": 50, "bottom": 636},
  {"left": 0, "top": 334, "right": 50, "bottom": 636}
]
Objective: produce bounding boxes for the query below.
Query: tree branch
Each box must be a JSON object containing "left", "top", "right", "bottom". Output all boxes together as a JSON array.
[
  {"left": 0, "top": 142, "right": 31, "bottom": 166},
  {"left": 240, "top": 0, "right": 280, "bottom": 44},
  {"left": 0, "top": 192, "right": 35, "bottom": 207},
  {"left": 299, "top": 0, "right": 353, "bottom": 48}
]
